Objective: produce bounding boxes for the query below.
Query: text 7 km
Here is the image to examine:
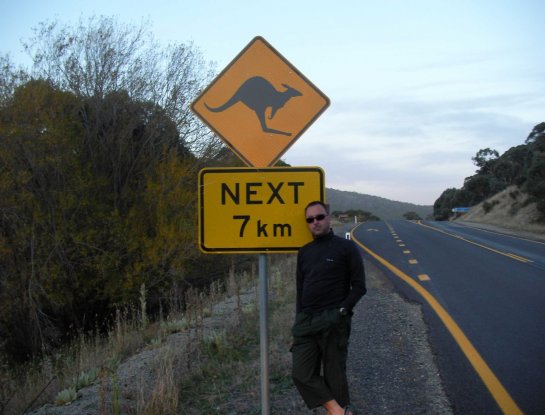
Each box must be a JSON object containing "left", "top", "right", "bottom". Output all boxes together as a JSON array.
[{"left": 233, "top": 215, "right": 292, "bottom": 238}]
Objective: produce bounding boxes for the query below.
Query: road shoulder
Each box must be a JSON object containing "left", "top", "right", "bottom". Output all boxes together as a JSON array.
[{"left": 346, "top": 260, "right": 453, "bottom": 414}]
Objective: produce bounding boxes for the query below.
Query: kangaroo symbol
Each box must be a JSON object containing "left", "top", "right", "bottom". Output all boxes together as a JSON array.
[{"left": 205, "top": 76, "right": 302, "bottom": 136}]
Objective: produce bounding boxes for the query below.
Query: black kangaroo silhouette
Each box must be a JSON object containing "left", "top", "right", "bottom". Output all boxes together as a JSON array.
[{"left": 205, "top": 76, "right": 302, "bottom": 136}]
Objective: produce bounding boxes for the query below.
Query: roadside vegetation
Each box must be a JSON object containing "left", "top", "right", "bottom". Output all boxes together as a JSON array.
[
  {"left": 1, "top": 255, "right": 299, "bottom": 414},
  {"left": 0, "top": 15, "right": 301, "bottom": 414},
  {"left": 331, "top": 209, "right": 380, "bottom": 223},
  {"left": 0, "top": 16, "right": 238, "bottom": 362},
  {"left": 433, "top": 122, "right": 545, "bottom": 221}
]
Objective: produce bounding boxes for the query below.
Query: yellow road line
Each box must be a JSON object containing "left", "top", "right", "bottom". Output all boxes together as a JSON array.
[
  {"left": 351, "top": 226, "right": 523, "bottom": 415},
  {"left": 413, "top": 222, "right": 533, "bottom": 263},
  {"left": 506, "top": 252, "right": 531, "bottom": 262},
  {"left": 458, "top": 223, "right": 545, "bottom": 246}
]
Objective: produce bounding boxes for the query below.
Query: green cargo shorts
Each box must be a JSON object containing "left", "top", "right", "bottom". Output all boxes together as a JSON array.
[{"left": 291, "top": 308, "right": 352, "bottom": 409}]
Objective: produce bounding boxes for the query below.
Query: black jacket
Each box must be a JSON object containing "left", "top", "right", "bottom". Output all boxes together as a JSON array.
[{"left": 296, "top": 230, "right": 366, "bottom": 313}]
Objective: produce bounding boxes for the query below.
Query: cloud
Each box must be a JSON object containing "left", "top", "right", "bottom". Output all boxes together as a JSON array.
[{"left": 285, "top": 84, "right": 542, "bottom": 205}]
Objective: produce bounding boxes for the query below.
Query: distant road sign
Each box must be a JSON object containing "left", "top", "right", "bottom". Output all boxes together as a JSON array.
[
  {"left": 191, "top": 36, "right": 330, "bottom": 167},
  {"left": 198, "top": 167, "right": 325, "bottom": 253},
  {"left": 452, "top": 207, "right": 470, "bottom": 213}
]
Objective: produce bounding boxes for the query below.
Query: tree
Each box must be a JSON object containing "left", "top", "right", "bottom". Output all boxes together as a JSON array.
[
  {"left": 433, "top": 188, "right": 458, "bottom": 220},
  {"left": 526, "top": 153, "right": 545, "bottom": 212},
  {"left": 463, "top": 174, "right": 496, "bottom": 203},
  {"left": 472, "top": 148, "right": 499, "bottom": 174},
  {"left": 0, "top": 54, "right": 28, "bottom": 105},
  {"left": 497, "top": 145, "right": 531, "bottom": 187},
  {"left": 525, "top": 122, "right": 545, "bottom": 144},
  {"left": 0, "top": 16, "right": 221, "bottom": 360},
  {"left": 339, "top": 209, "right": 380, "bottom": 222},
  {"left": 23, "top": 15, "right": 219, "bottom": 158},
  {"left": 433, "top": 122, "right": 545, "bottom": 222},
  {"left": 0, "top": 80, "right": 86, "bottom": 357},
  {"left": 403, "top": 212, "right": 422, "bottom": 220}
]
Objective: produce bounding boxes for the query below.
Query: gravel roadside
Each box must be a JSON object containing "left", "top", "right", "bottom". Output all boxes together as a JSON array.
[
  {"left": 344, "top": 260, "right": 452, "bottom": 415},
  {"left": 271, "top": 259, "right": 453, "bottom": 415},
  {"left": 29, "top": 258, "right": 453, "bottom": 415}
]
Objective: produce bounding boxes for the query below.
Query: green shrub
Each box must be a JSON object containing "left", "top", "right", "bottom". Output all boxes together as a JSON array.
[
  {"left": 54, "top": 386, "right": 78, "bottom": 406},
  {"left": 73, "top": 367, "right": 99, "bottom": 390}
]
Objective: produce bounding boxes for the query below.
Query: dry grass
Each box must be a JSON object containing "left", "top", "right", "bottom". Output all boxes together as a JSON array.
[
  {"left": 136, "top": 348, "right": 180, "bottom": 415},
  {"left": 176, "top": 254, "right": 299, "bottom": 414},
  {"left": 0, "top": 304, "right": 152, "bottom": 414},
  {"left": 0, "top": 254, "right": 300, "bottom": 415}
]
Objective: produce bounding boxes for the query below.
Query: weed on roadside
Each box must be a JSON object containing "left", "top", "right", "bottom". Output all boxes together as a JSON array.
[{"left": 178, "top": 255, "right": 301, "bottom": 414}]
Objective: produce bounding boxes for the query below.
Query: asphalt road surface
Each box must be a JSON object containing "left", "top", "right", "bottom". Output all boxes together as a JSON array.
[{"left": 351, "top": 220, "right": 545, "bottom": 415}]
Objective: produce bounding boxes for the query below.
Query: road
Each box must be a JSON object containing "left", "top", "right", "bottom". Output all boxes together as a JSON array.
[{"left": 351, "top": 220, "right": 545, "bottom": 415}]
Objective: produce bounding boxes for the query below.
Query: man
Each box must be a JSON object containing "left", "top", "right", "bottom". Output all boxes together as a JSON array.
[{"left": 292, "top": 201, "right": 366, "bottom": 415}]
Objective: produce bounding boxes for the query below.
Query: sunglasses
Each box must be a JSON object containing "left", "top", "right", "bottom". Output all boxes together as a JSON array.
[{"left": 306, "top": 213, "right": 327, "bottom": 224}]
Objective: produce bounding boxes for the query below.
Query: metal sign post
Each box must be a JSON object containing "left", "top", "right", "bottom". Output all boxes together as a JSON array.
[{"left": 258, "top": 254, "right": 270, "bottom": 415}]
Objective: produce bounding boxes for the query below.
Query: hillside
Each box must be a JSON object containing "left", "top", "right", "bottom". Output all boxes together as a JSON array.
[
  {"left": 455, "top": 185, "right": 545, "bottom": 239},
  {"left": 433, "top": 122, "right": 545, "bottom": 221},
  {"left": 326, "top": 188, "right": 433, "bottom": 220}
]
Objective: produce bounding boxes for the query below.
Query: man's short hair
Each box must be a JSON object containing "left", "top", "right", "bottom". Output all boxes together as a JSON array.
[{"left": 305, "top": 200, "right": 329, "bottom": 214}]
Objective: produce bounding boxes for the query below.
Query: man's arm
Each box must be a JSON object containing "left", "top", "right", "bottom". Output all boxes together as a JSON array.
[{"left": 340, "top": 241, "right": 366, "bottom": 311}]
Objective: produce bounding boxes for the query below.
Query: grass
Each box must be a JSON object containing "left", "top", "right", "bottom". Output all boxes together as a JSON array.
[
  {"left": 176, "top": 254, "right": 299, "bottom": 414},
  {"left": 0, "top": 254, "right": 300, "bottom": 414},
  {"left": 0, "top": 303, "right": 152, "bottom": 414}
]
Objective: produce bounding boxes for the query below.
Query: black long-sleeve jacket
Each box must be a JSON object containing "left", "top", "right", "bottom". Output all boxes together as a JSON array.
[{"left": 296, "top": 230, "right": 366, "bottom": 313}]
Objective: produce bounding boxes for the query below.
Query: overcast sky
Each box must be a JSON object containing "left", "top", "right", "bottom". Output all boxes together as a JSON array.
[{"left": 2, "top": 0, "right": 544, "bottom": 205}]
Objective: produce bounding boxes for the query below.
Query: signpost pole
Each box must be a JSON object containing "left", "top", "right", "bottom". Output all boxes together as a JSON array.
[{"left": 258, "top": 253, "right": 270, "bottom": 415}]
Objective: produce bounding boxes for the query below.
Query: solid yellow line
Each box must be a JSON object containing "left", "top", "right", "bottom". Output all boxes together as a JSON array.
[
  {"left": 457, "top": 223, "right": 545, "bottom": 246},
  {"left": 351, "top": 227, "right": 523, "bottom": 415},
  {"left": 413, "top": 222, "right": 533, "bottom": 263},
  {"left": 506, "top": 252, "right": 531, "bottom": 262}
]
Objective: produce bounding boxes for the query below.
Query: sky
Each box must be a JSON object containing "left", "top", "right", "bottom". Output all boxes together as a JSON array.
[{"left": 1, "top": 0, "right": 544, "bottom": 205}]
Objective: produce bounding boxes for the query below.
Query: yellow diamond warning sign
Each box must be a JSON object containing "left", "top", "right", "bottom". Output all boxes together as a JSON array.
[{"left": 191, "top": 36, "right": 330, "bottom": 167}]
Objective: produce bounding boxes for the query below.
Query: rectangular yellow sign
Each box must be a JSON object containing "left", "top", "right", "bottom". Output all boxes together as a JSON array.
[{"left": 198, "top": 167, "right": 325, "bottom": 253}]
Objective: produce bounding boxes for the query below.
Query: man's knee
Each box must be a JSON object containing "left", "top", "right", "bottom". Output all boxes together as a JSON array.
[
  {"left": 292, "top": 356, "right": 312, "bottom": 384},
  {"left": 292, "top": 347, "right": 317, "bottom": 385},
  {"left": 292, "top": 364, "right": 313, "bottom": 386}
]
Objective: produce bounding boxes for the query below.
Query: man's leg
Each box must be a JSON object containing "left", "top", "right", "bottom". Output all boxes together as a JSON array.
[
  {"left": 292, "top": 333, "right": 334, "bottom": 409},
  {"left": 323, "top": 399, "right": 345, "bottom": 415},
  {"left": 322, "top": 314, "right": 352, "bottom": 407}
]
